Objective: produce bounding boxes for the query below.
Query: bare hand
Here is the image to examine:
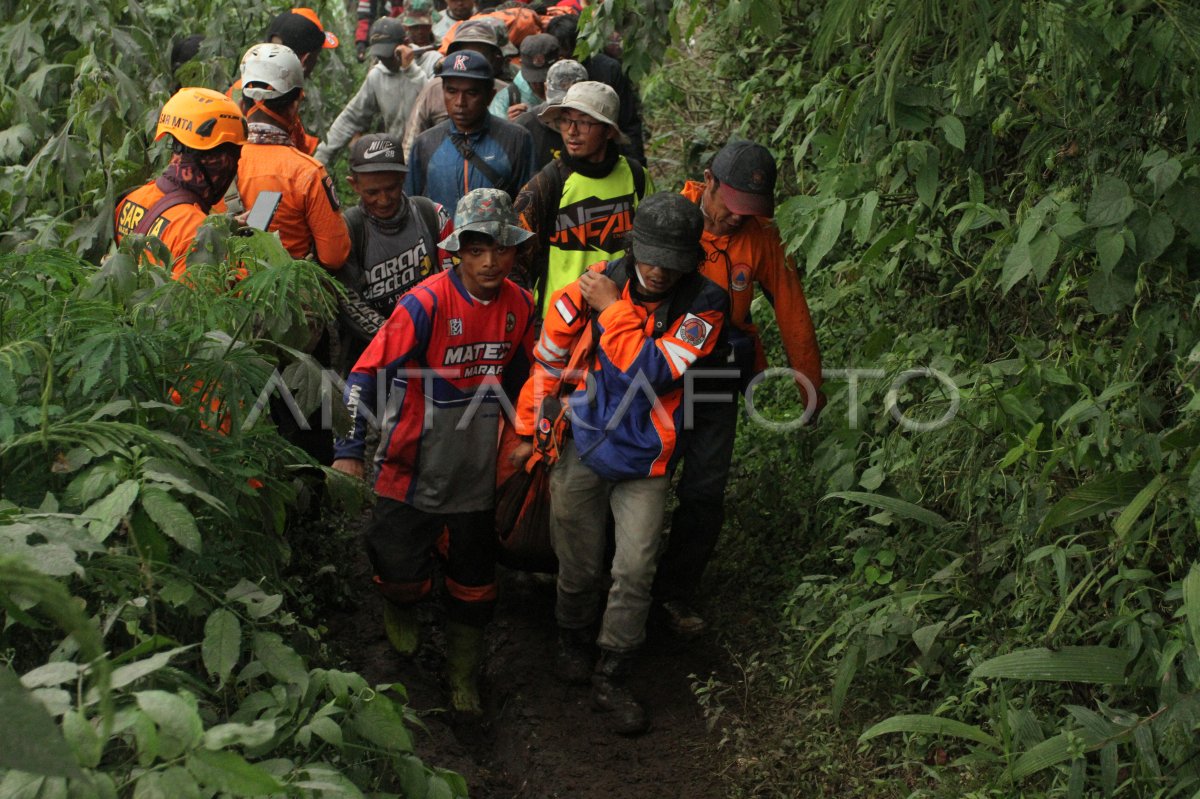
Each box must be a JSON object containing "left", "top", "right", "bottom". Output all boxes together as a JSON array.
[
  {"left": 507, "top": 102, "right": 529, "bottom": 120},
  {"left": 578, "top": 270, "right": 621, "bottom": 312},
  {"left": 332, "top": 458, "right": 365, "bottom": 479},
  {"left": 395, "top": 43, "right": 414, "bottom": 70},
  {"left": 509, "top": 439, "right": 534, "bottom": 469}
]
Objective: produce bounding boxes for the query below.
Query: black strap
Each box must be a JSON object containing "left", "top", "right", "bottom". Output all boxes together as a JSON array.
[
  {"left": 409, "top": 195, "right": 442, "bottom": 269},
  {"left": 344, "top": 205, "right": 367, "bottom": 269},
  {"left": 449, "top": 133, "right": 505, "bottom": 188},
  {"left": 130, "top": 179, "right": 203, "bottom": 237}
]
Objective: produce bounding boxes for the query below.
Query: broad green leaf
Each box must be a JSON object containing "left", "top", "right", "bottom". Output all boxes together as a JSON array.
[
  {"left": 1028, "top": 230, "right": 1060, "bottom": 281},
  {"left": 136, "top": 691, "right": 203, "bottom": 757},
  {"left": 252, "top": 633, "right": 308, "bottom": 689},
  {"left": 294, "top": 766, "right": 364, "bottom": 798},
  {"left": 1183, "top": 565, "right": 1200, "bottom": 662},
  {"left": 935, "top": 115, "right": 965, "bottom": 151},
  {"left": 107, "top": 646, "right": 193, "bottom": 692},
  {"left": 20, "top": 662, "right": 80, "bottom": 689},
  {"left": 1094, "top": 227, "right": 1124, "bottom": 273},
  {"left": 203, "top": 721, "right": 276, "bottom": 750},
  {"left": 1112, "top": 474, "right": 1166, "bottom": 540},
  {"left": 1138, "top": 213, "right": 1174, "bottom": 263},
  {"left": 139, "top": 487, "right": 201, "bottom": 553},
  {"left": 859, "top": 713, "right": 1000, "bottom": 750},
  {"left": 300, "top": 716, "right": 343, "bottom": 747},
  {"left": 830, "top": 644, "right": 860, "bottom": 718},
  {"left": 62, "top": 710, "right": 101, "bottom": 768},
  {"left": 912, "top": 622, "right": 946, "bottom": 655},
  {"left": 352, "top": 695, "right": 414, "bottom": 753},
  {"left": 187, "top": 749, "right": 284, "bottom": 796},
  {"left": 0, "top": 665, "right": 80, "bottom": 778},
  {"left": 1040, "top": 472, "right": 1150, "bottom": 533},
  {"left": 1086, "top": 176, "right": 1135, "bottom": 227},
  {"left": 824, "top": 491, "right": 948, "bottom": 529},
  {"left": 202, "top": 610, "right": 241, "bottom": 686},
  {"left": 1147, "top": 157, "right": 1182, "bottom": 198},
  {"left": 999, "top": 241, "right": 1032, "bottom": 294},
  {"left": 970, "top": 646, "right": 1130, "bottom": 684},
  {"left": 806, "top": 200, "right": 846, "bottom": 271},
  {"left": 915, "top": 152, "right": 938, "bottom": 209},
  {"left": 1010, "top": 733, "right": 1077, "bottom": 780},
  {"left": 83, "top": 480, "right": 138, "bottom": 541},
  {"left": 853, "top": 191, "right": 879, "bottom": 244}
]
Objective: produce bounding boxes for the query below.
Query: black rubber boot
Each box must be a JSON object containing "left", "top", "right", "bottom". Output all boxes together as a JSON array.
[
  {"left": 556, "top": 627, "right": 593, "bottom": 686},
  {"left": 591, "top": 649, "right": 648, "bottom": 735}
]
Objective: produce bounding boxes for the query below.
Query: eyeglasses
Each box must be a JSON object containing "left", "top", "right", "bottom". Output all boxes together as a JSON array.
[{"left": 556, "top": 115, "right": 603, "bottom": 133}]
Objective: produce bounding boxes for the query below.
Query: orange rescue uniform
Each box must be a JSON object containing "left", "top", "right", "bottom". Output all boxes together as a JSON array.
[
  {"left": 114, "top": 182, "right": 207, "bottom": 276},
  {"left": 237, "top": 142, "right": 351, "bottom": 269},
  {"left": 681, "top": 180, "right": 822, "bottom": 398}
]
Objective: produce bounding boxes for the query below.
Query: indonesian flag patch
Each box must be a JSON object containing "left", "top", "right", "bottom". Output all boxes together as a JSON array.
[
  {"left": 674, "top": 313, "right": 713, "bottom": 348},
  {"left": 555, "top": 294, "right": 580, "bottom": 325}
]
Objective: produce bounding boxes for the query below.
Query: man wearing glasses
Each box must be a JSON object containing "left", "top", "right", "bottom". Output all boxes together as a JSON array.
[{"left": 513, "top": 81, "right": 651, "bottom": 314}]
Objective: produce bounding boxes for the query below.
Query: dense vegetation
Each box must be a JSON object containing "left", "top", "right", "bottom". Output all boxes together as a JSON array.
[
  {"left": 624, "top": 0, "right": 1200, "bottom": 795},
  {"left": 5, "top": 0, "right": 1200, "bottom": 796}
]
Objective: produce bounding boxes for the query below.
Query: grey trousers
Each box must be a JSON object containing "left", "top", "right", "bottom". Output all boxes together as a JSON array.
[{"left": 549, "top": 439, "right": 669, "bottom": 652}]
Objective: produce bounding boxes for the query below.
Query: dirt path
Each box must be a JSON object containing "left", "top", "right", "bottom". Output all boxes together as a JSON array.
[{"left": 331, "top": 563, "right": 731, "bottom": 798}]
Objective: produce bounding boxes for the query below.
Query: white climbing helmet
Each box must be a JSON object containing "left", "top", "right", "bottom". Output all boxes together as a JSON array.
[{"left": 240, "top": 43, "right": 304, "bottom": 101}]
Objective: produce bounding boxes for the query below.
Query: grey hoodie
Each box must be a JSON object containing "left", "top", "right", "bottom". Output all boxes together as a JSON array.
[{"left": 315, "top": 61, "right": 430, "bottom": 167}]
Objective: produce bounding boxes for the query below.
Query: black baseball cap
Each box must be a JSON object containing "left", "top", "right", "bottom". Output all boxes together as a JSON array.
[
  {"left": 349, "top": 133, "right": 408, "bottom": 173},
  {"left": 440, "top": 49, "right": 494, "bottom": 82},
  {"left": 264, "top": 11, "right": 326, "bottom": 55},
  {"left": 519, "top": 34, "right": 560, "bottom": 83},
  {"left": 710, "top": 140, "right": 777, "bottom": 217},
  {"left": 368, "top": 17, "right": 407, "bottom": 58}
]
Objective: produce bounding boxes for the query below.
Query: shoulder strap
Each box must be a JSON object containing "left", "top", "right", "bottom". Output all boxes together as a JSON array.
[
  {"left": 344, "top": 205, "right": 367, "bottom": 267},
  {"left": 132, "top": 179, "right": 203, "bottom": 236},
  {"left": 408, "top": 195, "right": 443, "bottom": 271},
  {"left": 449, "top": 133, "right": 505, "bottom": 187},
  {"left": 630, "top": 159, "right": 646, "bottom": 201}
]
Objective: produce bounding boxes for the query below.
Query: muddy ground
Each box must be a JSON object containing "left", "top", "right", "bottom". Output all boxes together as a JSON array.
[{"left": 329, "top": 560, "right": 732, "bottom": 798}]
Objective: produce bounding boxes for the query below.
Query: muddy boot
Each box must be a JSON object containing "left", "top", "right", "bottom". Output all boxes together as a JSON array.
[
  {"left": 382, "top": 601, "right": 420, "bottom": 657},
  {"left": 591, "top": 649, "right": 648, "bottom": 735},
  {"left": 444, "top": 622, "right": 485, "bottom": 715},
  {"left": 556, "top": 627, "right": 593, "bottom": 685}
]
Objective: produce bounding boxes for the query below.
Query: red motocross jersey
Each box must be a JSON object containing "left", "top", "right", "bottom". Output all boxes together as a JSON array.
[{"left": 336, "top": 268, "right": 536, "bottom": 512}]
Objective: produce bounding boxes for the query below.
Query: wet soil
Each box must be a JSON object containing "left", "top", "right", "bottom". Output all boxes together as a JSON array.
[{"left": 329, "top": 563, "right": 731, "bottom": 798}]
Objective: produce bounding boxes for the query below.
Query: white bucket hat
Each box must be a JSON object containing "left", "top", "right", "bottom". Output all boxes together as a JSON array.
[{"left": 538, "top": 81, "right": 630, "bottom": 145}]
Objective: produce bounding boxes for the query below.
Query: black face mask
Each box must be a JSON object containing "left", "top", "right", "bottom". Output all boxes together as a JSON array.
[{"left": 161, "top": 143, "right": 241, "bottom": 208}]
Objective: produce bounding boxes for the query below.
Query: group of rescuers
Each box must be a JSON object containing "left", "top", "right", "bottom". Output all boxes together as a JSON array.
[{"left": 112, "top": 3, "right": 824, "bottom": 737}]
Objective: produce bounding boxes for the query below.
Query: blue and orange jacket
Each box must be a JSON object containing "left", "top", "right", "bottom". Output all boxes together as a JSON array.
[
  {"left": 515, "top": 258, "right": 728, "bottom": 481},
  {"left": 336, "top": 267, "right": 536, "bottom": 512}
]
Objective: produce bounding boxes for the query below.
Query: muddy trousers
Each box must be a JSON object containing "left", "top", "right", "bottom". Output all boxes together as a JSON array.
[
  {"left": 549, "top": 440, "right": 669, "bottom": 652},
  {"left": 653, "top": 387, "right": 740, "bottom": 603},
  {"left": 364, "top": 497, "right": 497, "bottom": 628}
]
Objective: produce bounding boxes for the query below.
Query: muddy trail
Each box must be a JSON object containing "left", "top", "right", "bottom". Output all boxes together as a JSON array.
[{"left": 329, "top": 554, "right": 732, "bottom": 798}]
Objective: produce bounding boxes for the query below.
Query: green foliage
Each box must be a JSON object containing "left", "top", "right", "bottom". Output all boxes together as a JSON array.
[
  {"left": 0, "top": 243, "right": 464, "bottom": 796},
  {"left": 0, "top": 0, "right": 358, "bottom": 262},
  {"left": 645, "top": 0, "right": 1200, "bottom": 795}
]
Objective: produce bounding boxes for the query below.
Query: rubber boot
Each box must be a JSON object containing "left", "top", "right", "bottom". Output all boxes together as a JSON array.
[
  {"left": 444, "top": 622, "right": 485, "bottom": 715},
  {"left": 382, "top": 601, "right": 420, "bottom": 657},
  {"left": 591, "top": 649, "right": 648, "bottom": 735},
  {"left": 556, "top": 627, "right": 593, "bottom": 685}
]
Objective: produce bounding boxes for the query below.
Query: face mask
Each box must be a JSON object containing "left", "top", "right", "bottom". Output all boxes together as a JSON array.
[{"left": 162, "top": 145, "right": 241, "bottom": 208}]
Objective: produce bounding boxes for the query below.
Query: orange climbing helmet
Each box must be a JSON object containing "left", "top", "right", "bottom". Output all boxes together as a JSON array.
[{"left": 155, "top": 87, "right": 248, "bottom": 151}]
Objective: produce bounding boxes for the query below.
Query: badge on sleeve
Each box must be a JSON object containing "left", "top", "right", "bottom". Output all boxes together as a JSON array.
[
  {"left": 322, "top": 174, "right": 341, "bottom": 211},
  {"left": 674, "top": 313, "right": 713, "bottom": 348},
  {"left": 555, "top": 294, "right": 580, "bottom": 325}
]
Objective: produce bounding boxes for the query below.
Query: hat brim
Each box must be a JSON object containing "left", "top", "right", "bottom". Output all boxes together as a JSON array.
[
  {"left": 369, "top": 40, "right": 402, "bottom": 57},
  {"left": 630, "top": 239, "right": 702, "bottom": 273},
  {"left": 717, "top": 182, "right": 773, "bottom": 217},
  {"left": 323, "top": 31, "right": 339, "bottom": 48},
  {"left": 351, "top": 161, "right": 409, "bottom": 173},
  {"left": 440, "top": 221, "right": 534, "bottom": 252},
  {"left": 539, "top": 102, "right": 631, "bottom": 146},
  {"left": 521, "top": 65, "right": 550, "bottom": 83}
]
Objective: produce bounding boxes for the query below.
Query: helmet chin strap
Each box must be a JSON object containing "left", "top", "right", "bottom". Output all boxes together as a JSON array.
[{"left": 245, "top": 90, "right": 303, "bottom": 131}]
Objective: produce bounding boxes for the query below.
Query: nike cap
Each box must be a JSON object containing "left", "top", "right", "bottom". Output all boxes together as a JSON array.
[{"left": 349, "top": 133, "right": 408, "bottom": 173}]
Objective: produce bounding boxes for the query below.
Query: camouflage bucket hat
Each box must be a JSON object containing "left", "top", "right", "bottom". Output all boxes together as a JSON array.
[{"left": 439, "top": 188, "right": 534, "bottom": 251}]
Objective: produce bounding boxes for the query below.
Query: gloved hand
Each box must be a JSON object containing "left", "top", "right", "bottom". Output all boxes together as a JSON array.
[{"left": 356, "top": 41, "right": 367, "bottom": 62}]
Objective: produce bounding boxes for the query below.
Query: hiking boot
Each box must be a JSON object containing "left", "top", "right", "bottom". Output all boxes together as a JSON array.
[
  {"left": 591, "top": 649, "right": 648, "bottom": 736},
  {"left": 382, "top": 601, "right": 420, "bottom": 656},
  {"left": 556, "top": 627, "right": 593, "bottom": 686},
  {"left": 661, "top": 600, "right": 706, "bottom": 637},
  {"left": 444, "top": 621, "right": 485, "bottom": 716}
]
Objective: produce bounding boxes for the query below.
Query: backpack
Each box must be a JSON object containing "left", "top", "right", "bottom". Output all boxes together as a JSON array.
[{"left": 343, "top": 194, "right": 442, "bottom": 277}]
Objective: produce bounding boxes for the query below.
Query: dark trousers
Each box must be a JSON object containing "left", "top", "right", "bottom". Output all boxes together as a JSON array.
[
  {"left": 364, "top": 497, "right": 497, "bottom": 628},
  {"left": 653, "top": 378, "right": 740, "bottom": 604}
]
